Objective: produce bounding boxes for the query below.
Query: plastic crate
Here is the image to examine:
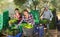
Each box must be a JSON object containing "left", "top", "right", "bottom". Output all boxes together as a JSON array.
[
  {"left": 30, "top": 10, "right": 40, "bottom": 23},
  {"left": 38, "top": 26, "right": 44, "bottom": 37},
  {"left": 0, "top": 10, "right": 9, "bottom": 30},
  {"left": 0, "top": 13, "right": 3, "bottom": 31},
  {"left": 0, "top": 20, "right": 3, "bottom": 22},
  {"left": 0, "top": 23, "right": 3, "bottom": 30},
  {"left": 0, "top": 26, "right": 3, "bottom": 30},
  {"left": 19, "top": 25, "right": 23, "bottom": 33},
  {"left": 8, "top": 33, "right": 22, "bottom": 37},
  {"left": 23, "top": 27, "right": 33, "bottom": 36},
  {"left": 3, "top": 10, "right": 9, "bottom": 28}
]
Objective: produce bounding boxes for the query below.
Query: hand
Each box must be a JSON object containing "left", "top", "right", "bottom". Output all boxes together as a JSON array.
[
  {"left": 27, "top": 23, "right": 31, "bottom": 25},
  {"left": 50, "top": 18, "right": 52, "bottom": 21},
  {"left": 40, "top": 16, "right": 43, "bottom": 20}
]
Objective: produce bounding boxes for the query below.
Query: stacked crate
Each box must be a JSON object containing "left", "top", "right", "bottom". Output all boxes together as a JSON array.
[
  {"left": 30, "top": 10, "right": 40, "bottom": 24},
  {"left": 0, "top": 13, "right": 3, "bottom": 31},
  {"left": 3, "top": 10, "right": 9, "bottom": 29},
  {"left": 0, "top": 10, "right": 9, "bottom": 30}
]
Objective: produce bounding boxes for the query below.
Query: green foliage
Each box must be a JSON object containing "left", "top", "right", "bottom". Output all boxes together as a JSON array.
[
  {"left": 33, "top": 0, "right": 39, "bottom": 10},
  {"left": 33, "top": 0, "right": 39, "bottom": 6},
  {"left": 50, "top": 8, "right": 56, "bottom": 29},
  {"left": 51, "top": 0, "right": 57, "bottom": 8},
  {"left": 14, "top": 0, "right": 27, "bottom": 7}
]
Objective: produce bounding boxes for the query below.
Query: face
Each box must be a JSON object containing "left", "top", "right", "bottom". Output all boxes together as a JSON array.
[
  {"left": 45, "top": 7, "right": 48, "bottom": 11},
  {"left": 23, "top": 11, "right": 28, "bottom": 16},
  {"left": 15, "top": 10, "right": 19, "bottom": 13}
]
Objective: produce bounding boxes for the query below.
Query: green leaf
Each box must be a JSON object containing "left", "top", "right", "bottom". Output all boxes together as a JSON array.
[{"left": 14, "top": 0, "right": 27, "bottom": 7}]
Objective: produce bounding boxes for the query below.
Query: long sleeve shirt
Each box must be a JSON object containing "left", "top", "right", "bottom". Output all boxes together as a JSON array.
[
  {"left": 17, "top": 14, "right": 35, "bottom": 27},
  {"left": 43, "top": 10, "right": 53, "bottom": 20}
]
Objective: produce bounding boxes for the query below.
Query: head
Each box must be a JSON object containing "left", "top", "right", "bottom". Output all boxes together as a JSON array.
[
  {"left": 44, "top": 7, "right": 48, "bottom": 11},
  {"left": 44, "top": 6, "right": 49, "bottom": 11},
  {"left": 23, "top": 9, "right": 29, "bottom": 16},
  {"left": 15, "top": 8, "right": 19, "bottom": 13}
]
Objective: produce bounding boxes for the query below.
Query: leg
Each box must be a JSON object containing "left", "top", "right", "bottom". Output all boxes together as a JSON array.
[
  {"left": 47, "top": 24, "right": 49, "bottom": 30},
  {"left": 46, "top": 23, "right": 50, "bottom": 36}
]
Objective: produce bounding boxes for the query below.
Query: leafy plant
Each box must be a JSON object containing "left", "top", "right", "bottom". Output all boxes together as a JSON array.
[
  {"left": 14, "top": 0, "right": 27, "bottom": 7},
  {"left": 32, "top": 0, "right": 39, "bottom": 10}
]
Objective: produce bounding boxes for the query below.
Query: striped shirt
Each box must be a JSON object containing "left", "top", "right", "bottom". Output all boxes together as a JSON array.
[{"left": 18, "top": 14, "right": 35, "bottom": 26}]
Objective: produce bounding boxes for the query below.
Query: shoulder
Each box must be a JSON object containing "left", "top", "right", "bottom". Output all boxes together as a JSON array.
[
  {"left": 29, "top": 14, "right": 32, "bottom": 17},
  {"left": 48, "top": 10, "right": 52, "bottom": 12},
  {"left": 22, "top": 15, "right": 24, "bottom": 18},
  {"left": 30, "top": 14, "right": 33, "bottom": 16}
]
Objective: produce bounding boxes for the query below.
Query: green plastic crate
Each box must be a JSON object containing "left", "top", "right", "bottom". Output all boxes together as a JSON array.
[
  {"left": 30, "top": 10, "right": 40, "bottom": 23},
  {"left": 0, "top": 13, "right": 3, "bottom": 31},
  {"left": 3, "top": 10, "right": 9, "bottom": 29},
  {"left": 0, "top": 23, "right": 3, "bottom": 31}
]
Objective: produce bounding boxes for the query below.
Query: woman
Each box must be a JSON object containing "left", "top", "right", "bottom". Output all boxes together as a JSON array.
[
  {"left": 14, "top": 8, "right": 22, "bottom": 24},
  {"left": 9, "top": 8, "right": 22, "bottom": 26}
]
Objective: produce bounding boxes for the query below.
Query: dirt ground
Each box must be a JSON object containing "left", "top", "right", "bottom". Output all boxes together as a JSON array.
[{"left": 1, "top": 29, "right": 60, "bottom": 37}]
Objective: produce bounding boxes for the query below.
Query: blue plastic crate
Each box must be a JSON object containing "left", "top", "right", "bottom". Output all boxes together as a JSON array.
[
  {"left": 38, "top": 26, "right": 44, "bottom": 37},
  {"left": 8, "top": 33, "right": 22, "bottom": 37},
  {"left": 34, "top": 25, "right": 39, "bottom": 33}
]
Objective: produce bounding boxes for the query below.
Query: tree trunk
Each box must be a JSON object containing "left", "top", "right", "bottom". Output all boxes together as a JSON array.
[{"left": 35, "top": 6, "right": 36, "bottom": 10}]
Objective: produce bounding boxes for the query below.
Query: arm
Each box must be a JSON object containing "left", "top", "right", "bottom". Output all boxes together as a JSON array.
[
  {"left": 16, "top": 16, "right": 24, "bottom": 27},
  {"left": 50, "top": 10, "right": 53, "bottom": 21},
  {"left": 29, "top": 14, "right": 35, "bottom": 25}
]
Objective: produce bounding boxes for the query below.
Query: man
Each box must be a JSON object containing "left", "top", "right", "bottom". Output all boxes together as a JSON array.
[
  {"left": 21, "top": 9, "right": 35, "bottom": 25},
  {"left": 17, "top": 9, "right": 35, "bottom": 37},
  {"left": 41, "top": 6, "right": 53, "bottom": 30}
]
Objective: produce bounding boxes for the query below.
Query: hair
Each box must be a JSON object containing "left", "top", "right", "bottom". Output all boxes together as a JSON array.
[
  {"left": 23, "top": 9, "right": 28, "bottom": 13},
  {"left": 15, "top": 8, "right": 19, "bottom": 11}
]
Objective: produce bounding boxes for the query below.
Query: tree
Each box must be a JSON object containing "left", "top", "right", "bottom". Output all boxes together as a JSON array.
[
  {"left": 32, "top": 0, "right": 39, "bottom": 10},
  {"left": 51, "top": 0, "right": 57, "bottom": 8},
  {"left": 14, "top": 0, "right": 27, "bottom": 7}
]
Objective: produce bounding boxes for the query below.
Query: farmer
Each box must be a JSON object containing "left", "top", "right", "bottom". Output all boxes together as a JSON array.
[
  {"left": 41, "top": 5, "right": 53, "bottom": 31},
  {"left": 17, "top": 9, "right": 35, "bottom": 37},
  {"left": 9, "top": 8, "right": 22, "bottom": 28},
  {"left": 18, "top": 9, "right": 35, "bottom": 26},
  {"left": 14, "top": 8, "right": 22, "bottom": 24}
]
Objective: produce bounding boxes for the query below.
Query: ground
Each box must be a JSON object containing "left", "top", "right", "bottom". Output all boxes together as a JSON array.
[{"left": 1, "top": 29, "right": 60, "bottom": 37}]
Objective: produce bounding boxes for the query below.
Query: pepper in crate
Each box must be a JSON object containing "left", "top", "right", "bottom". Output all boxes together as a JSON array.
[{"left": 22, "top": 23, "right": 34, "bottom": 37}]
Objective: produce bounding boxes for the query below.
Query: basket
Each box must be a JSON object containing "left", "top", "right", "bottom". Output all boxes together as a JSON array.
[{"left": 23, "top": 27, "right": 34, "bottom": 36}]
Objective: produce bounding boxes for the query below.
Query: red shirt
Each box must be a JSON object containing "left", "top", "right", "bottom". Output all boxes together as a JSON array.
[{"left": 14, "top": 12, "right": 22, "bottom": 21}]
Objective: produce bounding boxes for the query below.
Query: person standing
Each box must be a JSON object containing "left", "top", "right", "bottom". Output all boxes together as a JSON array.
[{"left": 41, "top": 6, "right": 53, "bottom": 31}]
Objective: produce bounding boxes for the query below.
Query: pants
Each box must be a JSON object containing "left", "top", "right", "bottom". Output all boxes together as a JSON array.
[
  {"left": 46, "top": 23, "right": 49, "bottom": 30},
  {"left": 43, "top": 18, "right": 50, "bottom": 30}
]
